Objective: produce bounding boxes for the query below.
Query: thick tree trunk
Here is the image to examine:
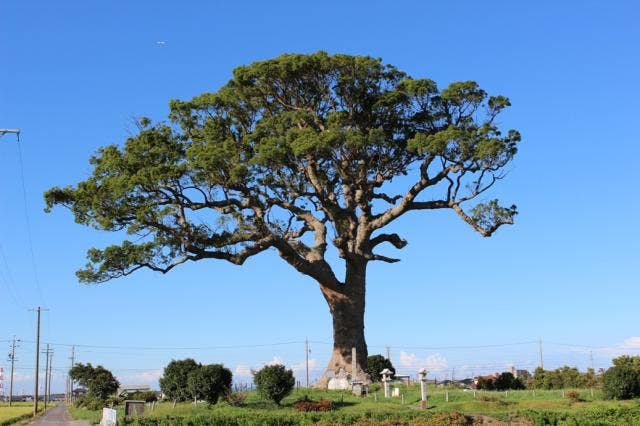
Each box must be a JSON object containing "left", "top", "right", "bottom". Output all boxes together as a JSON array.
[{"left": 316, "top": 260, "right": 370, "bottom": 388}]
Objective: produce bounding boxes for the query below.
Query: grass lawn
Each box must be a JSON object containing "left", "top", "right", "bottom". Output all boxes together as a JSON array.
[
  {"left": 67, "top": 386, "right": 640, "bottom": 425},
  {"left": 0, "top": 403, "right": 37, "bottom": 426}
]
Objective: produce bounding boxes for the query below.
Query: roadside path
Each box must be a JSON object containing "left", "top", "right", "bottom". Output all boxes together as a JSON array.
[{"left": 27, "top": 404, "right": 91, "bottom": 426}]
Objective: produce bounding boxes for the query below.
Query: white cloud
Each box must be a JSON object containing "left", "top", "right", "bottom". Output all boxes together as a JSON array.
[
  {"left": 621, "top": 337, "right": 640, "bottom": 348},
  {"left": 265, "top": 356, "right": 284, "bottom": 366},
  {"left": 398, "top": 351, "right": 448, "bottom": 372},
  {"left": 593, "top": 336, "right": 640, "bottom": 358},
  {"left": 291, "top": 359, "right": 317, "bottom": 374},
  {"left": 234, "top": 364, "right": 252, "bottom": 377},
  {"left": 116, "top": 370, "right": 163, "bottom": 388}
]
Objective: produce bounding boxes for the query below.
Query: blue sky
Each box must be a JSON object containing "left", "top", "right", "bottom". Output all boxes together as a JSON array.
[{"left": 1, "top": 0, "right": 639, "bottom": 393}]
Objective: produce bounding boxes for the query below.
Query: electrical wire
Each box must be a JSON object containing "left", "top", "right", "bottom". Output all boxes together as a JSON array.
[{"left": 15, "top": 136, "right": 45, "bottom": 305}]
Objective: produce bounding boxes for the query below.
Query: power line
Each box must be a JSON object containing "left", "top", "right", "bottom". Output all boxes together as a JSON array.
[
  {"left": 19, "top": 340, "right": 309, "bottom": 351},
  {"left": 0, "top": 243, "right": 27, "bottom": 309},
  {"left": 15, "top": 137, "right": 45, "bottom": 305}
]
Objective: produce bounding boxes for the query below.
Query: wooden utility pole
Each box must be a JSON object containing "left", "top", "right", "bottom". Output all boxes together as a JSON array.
[
  {"left": 31, "top": 307, "right": 48, "bottom": 416},
  {"left": 42, "top": 344, "right": 50, "bottom": 410},
  {"left": 304, "top": 339, "right": 309, "bottom": 388},
  {"left": 47, "top": 349, "right": 53, "bottom": 407},
  {"left": 68, "top": 346, "right": 75, "bottom": 402},
  {"left": 8, "top": 336, "right": 19, "bottom": 406}
]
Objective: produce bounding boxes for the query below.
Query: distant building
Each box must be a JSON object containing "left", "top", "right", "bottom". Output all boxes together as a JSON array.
[{"left": 118, "top": 384, "right": 151, "bottom": 398}]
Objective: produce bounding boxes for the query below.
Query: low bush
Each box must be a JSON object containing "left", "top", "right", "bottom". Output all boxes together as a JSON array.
[
  {"left": 292, "top": 396, "right": 333, "bottom": 412},
  {"left": 408, "top": 412, "right": 471, "bottom": 426},
  {"left": 565, "top": 390, "right": 581, "bottom": 403},
  {"left": 224, "top": 391, "right": 247, "bottom": 407}
]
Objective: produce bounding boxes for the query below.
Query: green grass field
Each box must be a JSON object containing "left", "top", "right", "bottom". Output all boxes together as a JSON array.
[
  {"left": 66, "top": 385, "right": 640, "bottom": 425},
  {"left": 0, "top": 403, "right": 37, "bottom": 426}
]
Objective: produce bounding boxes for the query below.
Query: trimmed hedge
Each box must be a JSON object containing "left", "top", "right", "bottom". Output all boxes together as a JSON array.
[{"left": 120, "top": 411, "right": 472, "bottom": 426}]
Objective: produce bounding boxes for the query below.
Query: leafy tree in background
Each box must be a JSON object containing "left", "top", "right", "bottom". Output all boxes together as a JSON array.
[
  {"left": 69, "top": 363, "right": 119, "bottom": 401},
  {"left": 475, "top": 376, "right": 495, "bottom": 390},
  {"left": 529, "top": 366, "right": 599, "bottom": 390},
  {"left": 253, "top": 364, "right": 295, "bottom": 405},
  {"left": 187, "top": 364, "right": 233, "bottom": 405},
  {"left": 612, "top": 355, "right": 640, "bottom": 372},
  {"left": 603, "top": 364, "right": 640, "bottom": 400},
  {"left": 366, "top": 355, "right": 395, "bottom": 383},
  {"left": 45, "top": 52, "right": 520, "bottom": 384},
  {"left": 493, "top": 372, "right": 524, "bottom": 390},
  {"left": 159, "top": 358, "right": 200, "bottom": 402}
]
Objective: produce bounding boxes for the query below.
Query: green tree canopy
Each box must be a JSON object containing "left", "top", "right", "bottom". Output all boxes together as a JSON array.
[
  {"left": 253, "top": 364, "right": 295, "bottom": 405},
  {"left": 187, "top": 364, "right": 233, "bottom": 405},
  {"left": 45, "top": 51, "right": 519, "bottom": 384},
  {"left": 159, "top": 358, "right": 201, "bottom": 402},
  {"left": 366, "top": 355, "right": 395, "bottom": 383},
  {"left": 69, "top": 363, "right": 119, "bottom": 401}
]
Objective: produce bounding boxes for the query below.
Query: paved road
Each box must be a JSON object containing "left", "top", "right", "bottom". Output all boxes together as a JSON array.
[{"left": 27, "top": 404, "right": 91, "bottom": 426}]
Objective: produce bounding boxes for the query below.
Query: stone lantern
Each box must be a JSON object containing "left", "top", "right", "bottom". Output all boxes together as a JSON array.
[
  {"left": 417, "top": 368, "right": 428, "bottom": 409},
  {"left": 380, "top": 368, "right": 392, "bottom": 398}
]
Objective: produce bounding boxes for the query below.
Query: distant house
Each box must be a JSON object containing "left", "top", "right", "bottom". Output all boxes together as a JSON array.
[{"left": 117, "top": 384, "right": 151, "bottom": 398}]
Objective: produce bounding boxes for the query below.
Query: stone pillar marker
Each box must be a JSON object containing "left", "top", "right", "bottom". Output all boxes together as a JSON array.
[
  {"left": 380, "top": 368, "right": 392, "bottom": 398},
  {"left": 418, "top": 368, "right": 428, "bottom": 410},
  {"left": 351, "top": 347, "right": 357, "bottom": 380}
]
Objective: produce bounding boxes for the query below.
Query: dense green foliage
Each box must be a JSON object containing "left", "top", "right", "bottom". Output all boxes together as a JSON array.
[
  {"left": 528, "top": 366, "right": 600, "bottom": 390},
  {"left": 603, "top": 364, "right": 640, "bottom": 400},
  {"left": 612, "top": 355, "right": 640, "bottom": 371},
  {"left": 253, "top": 364, "right": 295, "bottom": 405},
  {"left": 493, "top": 372, "right": 525, "bottom": 391},
  {"left": 69, "top": 362, "right": 119, "bottom": 401},
  {"left": 475, "top": 376, "right": 495, "bottom": 390},
  {"left": 187, "top": 364, "right": 233, "bottom": 405},
  {"left": 44, "top": 51, "right": 519, "bottom": 284},
  {"left": 68, "top": 385, "right": 640, "bottom": 426},
  {"left": 160, "top": 359, "right": 201, "bottom": 402},
  {"left": 366, "top": 355, "right": 395, "bottom": 383}
]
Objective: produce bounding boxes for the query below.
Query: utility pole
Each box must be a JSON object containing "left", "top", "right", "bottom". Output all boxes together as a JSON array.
[
  {"left": 68, "top": 346, "right": 75, "bottom": 402},
  {"left": 386, "top": 346, "right": 391, "bottom": 362},
  {"left": 538, "top": 337, "right": 544, "bottom": 370},
  {"left": 47, "top": 349, "right": 53, "bottom": 407},
  {"left": 42, "top": 344, "right": 50, "bottom": 410},
  {"left": 8, "top": 336, "right": 20, "bottom": 406},
  {"left": 590, "top": 350, "right": 595, "bottom": 371},
  {"left": 304, "top": 339, "right": 309, "bottom": 388},
  {"left": 30, "top": 306, "right": 48, "bottom": 416}
]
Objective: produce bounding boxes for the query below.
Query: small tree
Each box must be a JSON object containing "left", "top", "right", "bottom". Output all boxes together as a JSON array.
[
  {"left": 493, "top": 372, "right": 524, "bottom": 390},
  {"left": 159, "top": 359, "right": 201, "bottom": 402},
  {"left": 603, "top": 365, "right": 640, "bottom": 400},
  {"left": 253, "top": 364, "right": 295, "bottom": 405},
  {"left": 187, "top": 364, "right": 232, "bottom": 405},
  {"left": 69, "top": 363, "right": 119, "bottom": 401},
  {"left": 366, "top": 355, "right": 395, "bottom": 383},
  {"left": 476, "top": 376, "right": 494, "bottom": 390}
]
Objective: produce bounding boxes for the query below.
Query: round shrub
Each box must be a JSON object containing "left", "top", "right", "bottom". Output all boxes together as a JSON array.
[
  {"left": 253, "top": 364, "right": 295, "bottom": 405},
  {"left": 159, "top": 358, "right": 201, "bottom": 402},
  {"left": 603, "top": 365, "right": 640, "bottom": 400},
  {"left": 187, "top": 364, "right": 233, "bottom": 405},
  {"left": 366, "top": 355, "right": 395, "bottom": 383}
]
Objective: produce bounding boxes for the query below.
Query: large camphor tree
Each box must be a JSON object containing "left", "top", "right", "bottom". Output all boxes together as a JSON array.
[{"left": 45, "top": 52, "right": 519, "bottom": 385}]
